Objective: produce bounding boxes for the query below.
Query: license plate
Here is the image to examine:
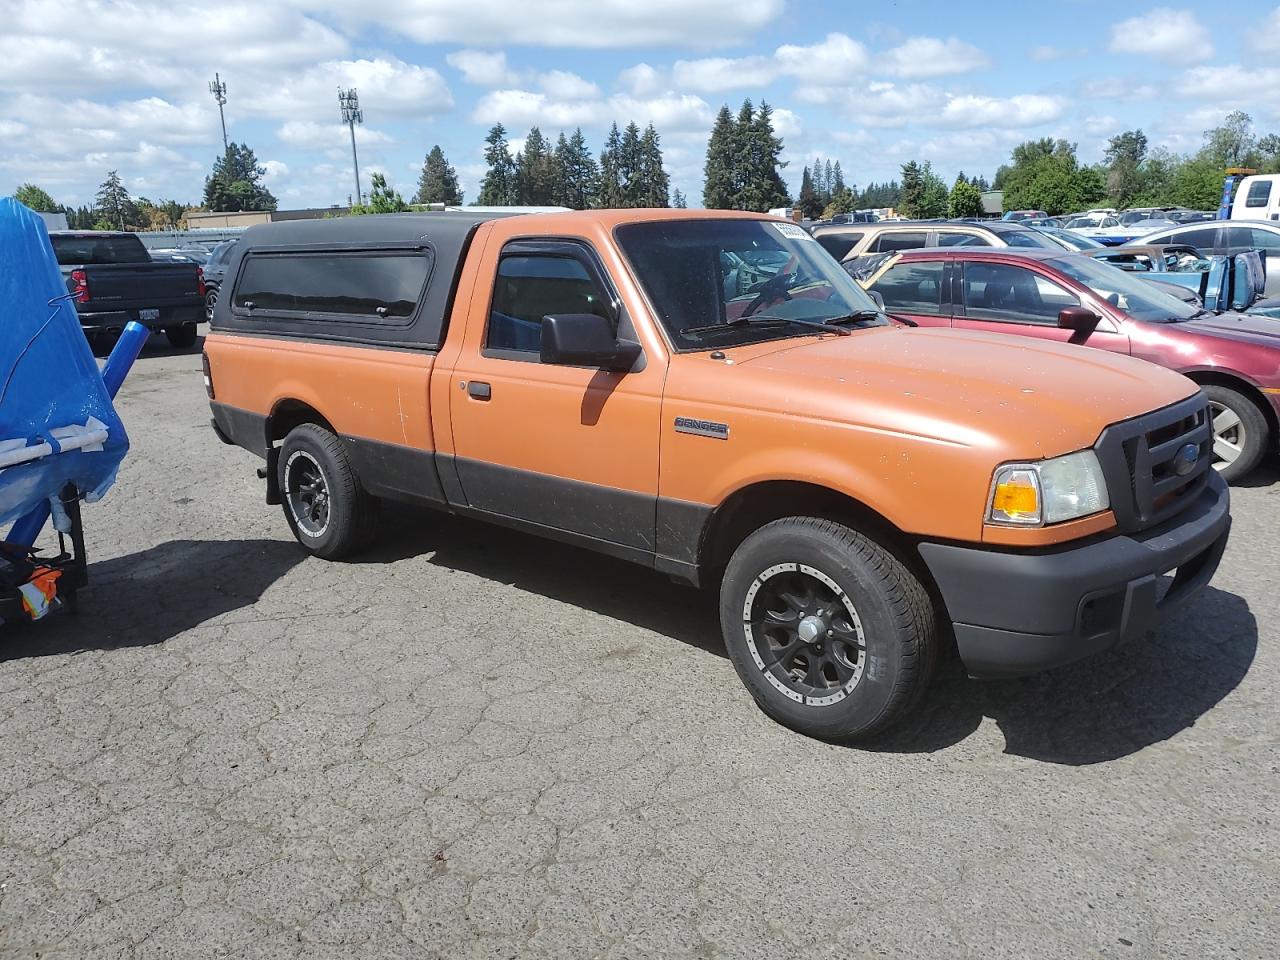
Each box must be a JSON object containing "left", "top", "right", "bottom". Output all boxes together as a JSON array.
[{"left": 139, "top": 308, "right": 160, "bottom": 321}]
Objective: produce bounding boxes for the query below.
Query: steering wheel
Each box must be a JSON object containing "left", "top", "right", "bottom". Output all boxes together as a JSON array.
[{"left": 740, "top": 271, "right": 795, "bottom": 319}]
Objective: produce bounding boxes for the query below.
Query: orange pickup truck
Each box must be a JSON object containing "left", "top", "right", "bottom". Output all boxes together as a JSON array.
[{"left": 205, "top": 210, "right": 1231, "bottom": 741}]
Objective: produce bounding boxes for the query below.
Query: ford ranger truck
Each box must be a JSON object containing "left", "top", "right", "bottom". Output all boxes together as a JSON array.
[{"left": 203, "top": 210, "right": 1231, "bottom": 742}]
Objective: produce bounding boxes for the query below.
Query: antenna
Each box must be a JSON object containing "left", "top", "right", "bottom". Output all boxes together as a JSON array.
[
  {"left": 208, "top": 73, "right": 229, "bottom": 158},
  {"left": 339, "top": 88, "right": 363, "bottom": 206}
]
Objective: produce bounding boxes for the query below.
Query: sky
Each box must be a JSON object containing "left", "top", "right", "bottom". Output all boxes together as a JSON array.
[{"left": 3, "top": 0, "right": 1279, "bottom": 211}]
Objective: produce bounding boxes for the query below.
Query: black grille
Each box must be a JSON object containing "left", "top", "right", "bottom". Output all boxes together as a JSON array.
[{"left": 1094, "top": 393, "right": 1213, "bottom": 533}]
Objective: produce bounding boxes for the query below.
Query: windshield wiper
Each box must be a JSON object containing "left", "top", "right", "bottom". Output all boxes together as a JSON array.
[
  {"left": 823, "top": 309, "right": 898, "bottom": 328},
  {"left": 683, "top": 315, "right": 853, "bottom": 337}
]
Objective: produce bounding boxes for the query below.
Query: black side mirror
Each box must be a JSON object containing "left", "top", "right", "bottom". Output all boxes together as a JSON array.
[
  {"left": 540, "top": 313, "right": 641, "bottom": 372},
  {"left": 866, "top": 289, "right": 885, "bottom": 309},
  {"left": 1057, "top": 306, "right": 1101, "bottom": 344}
]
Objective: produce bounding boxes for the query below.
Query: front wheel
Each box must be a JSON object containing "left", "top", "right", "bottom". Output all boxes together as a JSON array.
[
  {"left": 204, "top": 286, "right": 218, "bottom": 323},
  {"left": 720, "top": 517, "right": 937, "bottom": 742},
  {"left": 1204, "top": 384, "right": 1269, "bottom": 483}
]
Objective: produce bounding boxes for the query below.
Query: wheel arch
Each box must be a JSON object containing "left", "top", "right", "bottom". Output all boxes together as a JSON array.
[
  {"left": 697, "top": 480, "right": 932, "bottom": 589},
  {"left": 262, "top": 398, "right": 338, "bottom": 505},
  {"left": 1182, "top": 370, "right": 1278, "bottom": 445}
]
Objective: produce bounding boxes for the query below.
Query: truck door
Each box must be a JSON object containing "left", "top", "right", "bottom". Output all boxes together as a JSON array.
[
  {"left": 445, "top": 238, "right": 664, "bottom": 557},
  {"left": 952, "top": 260, "right": 1130, "bottom": 354}
]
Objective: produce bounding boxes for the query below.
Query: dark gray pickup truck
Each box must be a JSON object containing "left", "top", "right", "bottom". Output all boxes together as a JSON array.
[{"left": 51, "top": 231, "right": 205, "bottom": 348}]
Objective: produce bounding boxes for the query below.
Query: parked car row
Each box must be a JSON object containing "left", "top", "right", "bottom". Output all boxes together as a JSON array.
[{"left": 855, "top": 246, "right": 1280, "bottom": 481}]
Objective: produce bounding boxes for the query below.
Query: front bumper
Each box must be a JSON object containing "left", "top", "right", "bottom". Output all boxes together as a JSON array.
[{"left": 918, "top": 470, "right": 1231, "bottom": 678}]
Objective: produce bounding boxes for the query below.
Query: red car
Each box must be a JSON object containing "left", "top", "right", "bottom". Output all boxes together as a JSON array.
[{"left": 859, "top": 248, "right": 1280, "bottom": 481}]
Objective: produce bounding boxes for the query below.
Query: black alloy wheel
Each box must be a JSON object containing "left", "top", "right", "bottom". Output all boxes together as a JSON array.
[{"left": 744, "top": 563, "right": 867, "bottom": 706}]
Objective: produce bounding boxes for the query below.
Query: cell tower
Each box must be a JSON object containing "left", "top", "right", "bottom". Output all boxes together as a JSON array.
[
  {"left": 339, "top": 88, "right": 363, "bottom": 206},
  {"left": 208, "top": 73, "right": 229, "bottom": 158}
]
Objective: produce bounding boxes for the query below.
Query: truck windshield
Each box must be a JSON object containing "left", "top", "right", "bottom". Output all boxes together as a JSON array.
[
  {"left": 616, "top": 219, "right": 886, "bottom": 350},
  {"left": 51, "top": 234, "right": 149, "bottom": 265},
  {"left": 1050, "top": 255, "right": 1199, "bottom": 323}
]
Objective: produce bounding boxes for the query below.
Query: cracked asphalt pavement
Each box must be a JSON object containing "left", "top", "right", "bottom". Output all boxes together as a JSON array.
[{"left": 1, "top": 341, "right": 1277, "bottom": 959}]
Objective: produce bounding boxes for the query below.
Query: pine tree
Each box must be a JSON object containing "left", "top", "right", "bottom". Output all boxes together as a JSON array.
[
  {"left": 740, "top": 101, "right": 789, "bottom": 212},
  {"left": 733, "top": 100, "right": 756, "bottom": 208},
  {"left": 555, "top": 128, "right": 600, "bottom": 209},
  {"left": 202, "top": 143, "right": 277, "bottom": 212},
  {"left": 823, "top": 160, "right": 835, "bottom": 201},
  {"left": 671, "top": 188, "right": 687, "bottom": 208},
  {"left": 832, "top": 161, "right": 846, "bottom": 195},
  {"left": 636, "top": 124, "right": 669, "bottom": 207},
  {"left": 798, "top": 166, "right": 822, "bottom": 220},
  {"left": 94, "top": 170, "right": 140, "bottom": 230},
  {"left": 477, "top": 124, "right": 517, "bottom": 205},
  {"left": 899, "top": 161, "right": 925, "bottom": 218},
  {"left": 599, "top": 123, "right": 625, "bottom": 208},
  {"left": 617, "top": 122, "right": 644, "bottom": 207},
  {"left": 514, "top": 127, "right": 555, "bottom": 205},
  {"left": 413, "top": 145, "right": 462, "bottom": 205},
  {"left": 702, "top": 106, "right": 737, "bottom": 209}
]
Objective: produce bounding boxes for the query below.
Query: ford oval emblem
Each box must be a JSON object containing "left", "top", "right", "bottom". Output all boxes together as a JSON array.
[{"left": 1173, "top": 442, "right": 1200, "bottom": 477}]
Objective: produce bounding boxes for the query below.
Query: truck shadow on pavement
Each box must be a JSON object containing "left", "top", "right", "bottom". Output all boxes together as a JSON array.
[
  {"left": 363, "top": 504, "right": 726, "bottom": 658},
  {"left": 366, "top": 505, "right": 1257, "bottom": 765},
  {"left": 0, "top": 538, "right": 305, "bottom": 661},
  {"left": 864, "top": 584, "right": 1257, "bottom": 764}
]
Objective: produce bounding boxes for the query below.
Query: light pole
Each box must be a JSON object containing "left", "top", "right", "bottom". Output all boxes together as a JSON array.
[
  {"left": 339, "top": 88, "right": 363, "bottom": 206},
  {"left": 208, "top": 73, "right": 229, "bottom": 158}
]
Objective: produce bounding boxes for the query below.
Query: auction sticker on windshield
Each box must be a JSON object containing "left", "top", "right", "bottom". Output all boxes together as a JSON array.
[{"left": 772, "top": 222, "right": 815, "bottom": 242}]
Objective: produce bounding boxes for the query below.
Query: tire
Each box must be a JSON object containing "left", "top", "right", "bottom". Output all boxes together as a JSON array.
[
  {"left": 204, "top": 286, "right": 218, "bottom": 323},
  {"left": 277, "top": 423, "right": 380, "bottom": 559},
  {"left": 1204, "top": 384, "right": 1269, "bottom": 484},
  {"left": 719, "top": 517, "right": 936, "bottom": 742},
  {"left": 165, "top": 323, "right": 198, "bottom": 349}
]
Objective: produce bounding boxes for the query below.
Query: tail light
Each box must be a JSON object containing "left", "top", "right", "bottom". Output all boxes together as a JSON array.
[
  {"left": 70, "top": 268, "right": 90, "bottom": 304},
  {"left": 196, "top": 266, "right": 207, "bottom": 298},
  {"left": 202, "top": 350, "right": 215, "bottom": 399}
]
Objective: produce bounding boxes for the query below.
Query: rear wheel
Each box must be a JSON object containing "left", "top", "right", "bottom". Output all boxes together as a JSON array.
[
  {"left": 165, "top": 323, "right": 198, "bottom": 349},
  {"left": 719, "top": 517, "right": 936, "bottom": 742},
  {"left": 1204, "top": 384, "right": 1268, "bottom": 483},
  {"left": 277, "top": 423, "right": 379, "bottom": 559},
  {"left": 204, "top": 286, "right": 218, "bottom": 323}
]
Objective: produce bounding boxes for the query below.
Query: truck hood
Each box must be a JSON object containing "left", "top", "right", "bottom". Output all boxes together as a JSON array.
[{"left": 730, "top": 327, "right": 1199, "bottom": 458}]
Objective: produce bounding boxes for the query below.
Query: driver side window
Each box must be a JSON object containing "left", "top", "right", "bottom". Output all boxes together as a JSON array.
[
  {"left": 487, "top": 253, "right": 612, "bottom": 358},
  {"left": 867, "top": 261, "right": 946, "bottom": 316},
  {"left": 962, "top": 263, "right": 1078, "bottom": 325}
]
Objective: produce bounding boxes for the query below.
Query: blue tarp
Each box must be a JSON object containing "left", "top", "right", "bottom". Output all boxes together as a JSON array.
[{"left": 0, "top": 199, "right": 128, "bottom": 527}]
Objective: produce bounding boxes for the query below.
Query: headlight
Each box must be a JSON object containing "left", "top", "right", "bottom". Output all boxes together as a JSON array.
[{"left": 987, "top": 450, "right": 1110, "bottom": 526}]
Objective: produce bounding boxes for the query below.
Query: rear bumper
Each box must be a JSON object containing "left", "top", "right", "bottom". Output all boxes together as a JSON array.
[
  {"left": 78, "top": 305, "right": 202, "bottom": 333},
  {"left": 918, "top": 471, "right": 1231, "bottom": 678}
]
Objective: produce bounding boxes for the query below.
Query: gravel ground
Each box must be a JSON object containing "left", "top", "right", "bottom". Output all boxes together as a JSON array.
[{"left": 1, "top": 340, "right": 1277, "bottom": 959}]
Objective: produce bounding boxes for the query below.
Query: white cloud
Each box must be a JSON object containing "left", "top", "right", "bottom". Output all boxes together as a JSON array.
[
  {"left": 472, "top": 89, "right": 715, "bottom": 135},
  {"left": 312, "top": 0, "right": 785, "bottom": 48},
  {"left": 0, "top": 1, "right": 349, "bottom": 95},
  {"left": 1247, "top": 7, "right": 1280, "bottom": 54},
  {"left": 1083, "top": 114, "right": 1120, "bottom": 135},
  {"left": 939, "top": 94, "right": 1066, "bottom": 128},
  {"left": 1109, "top": 9, "right": 1212, "bottom": 63},
  {"left": 275, "top": 121, "right": 395, "bottom": 150},
  {"left": 243, "top": 58, "right": 452, "bottom": 122},
  {"left": 881, "top": 37, "right": 989, "bottom": 78},
  {"left": 667, "top": 33, "right": 870, "bottom": 93},
  {"left": 618, "top": 63, "right": 665, "bottom": 97},
  {"left": 446, "top": 49, "right": 521, "bottom": 87},
  {"left": 538, "top": 70, "right": 601, "bottom": 101}
]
